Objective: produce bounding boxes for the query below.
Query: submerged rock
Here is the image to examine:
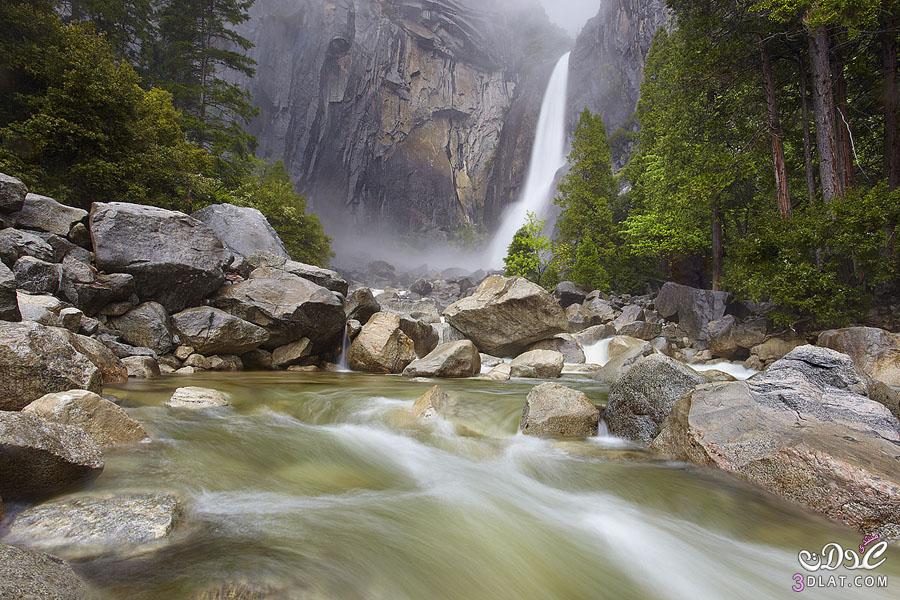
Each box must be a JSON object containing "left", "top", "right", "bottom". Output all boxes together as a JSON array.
[
  {"left": 24, "top": 390, "right": 147, "bottom": 447},
  {"left": 347, "top": 312, "right": 417, "bottom": 374},
  {"left": 412, "top": 385, "right": 456, "bottom": 419},
  {"left": 510, "top": 349, "right": 564, "bottom": 379},
  {"left": 167, "top": 387, "right": 230, "bottom": 409},
  {"left": 0, "top": 544, "right": 89, "bottom": 600},
  {"left": 403, "top": 340, "right": 481, "bottom": 378},
  {"left": 520, "top": 383, "right": 600, "bottom": 438}
]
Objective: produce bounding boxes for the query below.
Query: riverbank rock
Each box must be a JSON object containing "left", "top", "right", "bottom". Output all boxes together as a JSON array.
[
  {"left": 193, "top": 203, "right": 289, "bottom": 260},
  {"left": 402, "top": 340, "right": 481, "bottom": 378},
  {"left": 528, "top": 334, "right": 586, "bottom": 364},
  {"left": 347, "top": 312, "right": 417, "bottom": 374},
  {"left": 654, "top": 282, "right": 728, "bottom": 339},
  {"left": 485, "top": 363, "right": 512, "bottom": 381},
  {"left": 0, "top": 412, "right": 103, "bottom": 500},
  {"left": 122, "top": 356, "right": 161, "bottom": 379},
  {"left": 399, "top": 316, "right": 439, "bottom": 357},
  {"left": 10, "top": 193, "right": 87, "bottom": 237},
  {"left": 0, "top": 228, "right": 55, "bottom": 266},
  {"left": 520, "top": 383, "right": 600, "bottom": 438},
  {"left": 605, "top": 354, "right": 705, "bottom": 443},
  {"left": 510, "top": 349, "right": 564, "bottom": 378},
  {"left": 171, "top": 306, "right": 269, "bottom": 356},
  {"left": 817, "top": 326, "right": 900, "bottom": 387},
  {"left": 0, "top": 172, "right": 27, "bottom": 213},
  {"left": 6, "top": 493, "right": 181, "bottom": 558},
  {"left": 0, "top": 544, "right": 89, "bottom": 600},
  {"left": 412, "top": 385, "right": 456, "bottom": 419},
  {"left": 443, "top": 275, "right": 567, "bottom": 356},
  {"left": 553, "top": 281, "right": 588, "bottom": 308},
  {"left": 573, "top": 324, "right": 616, "bottom": 347},
  {"left": 595, "top": 336, "right": 654, "bottom": 383},
  {"left": 271, "top": 338, "right": 312, "bottom": 369},
  {"left": 182, "top": 354, "right": 242, "bottom": 372},
  {"left": 109, "top": 301, "right": 176, "bottom": 355},
  {"left": 24, "top": 390, "right": 147, "bottom": 447},
  {"left": 0, "top": 260, "right": 20, "bottom": 320},
  {"left": 749, "top": 334, "right": 806, "bottom": 365},
  {"left": 345, "top": 288, "right": 381, "bottom": 324},
  {"left": 90, "top": 202, "right": 229, "bottom": 312},
  {"left": 13, "top": 256, "right": 61, "bottom": 294},
  {"left": 213, "top": 269, "right": 344, "bottom": 350},
  {"left": 705, "top": 315, "right": 767, "bottom": 359},
  {"left": 167, "top": 387, "right": 230, "bottom": 409},
  {"left": 1, "top": 321, "right": 101, "bottom": 410},
  {"left": 54, "top": 330, "right": 129, "bottom": 385},
  {"left": 652, "top": 345, "right": 900, "bottom": 535}
]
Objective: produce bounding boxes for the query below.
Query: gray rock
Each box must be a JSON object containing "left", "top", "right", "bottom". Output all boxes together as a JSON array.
[
  {"left": 0, "top": 227, "right": 55, "bottom": 266},
  {"left": 95, "top": 333, "right": 157, "bottom": 359},
  {"left": 171, "top": 306, "right": 269, "bottom": 356},
  {"left": 57, "top": 307, "right": 82, "bottom": 332},
  {"left": 612, "top": 304, "right": 644, "bottom": 329},
  {"left": 167, "top": 386, "right": 230, "bottom": 409},
  {"left": 817, "top": 326, "right": 900, "bottom": 387},
  {"left": 520, "top": 383, "right": 600, "bottom": 438},
  {"left": 615, "top": 321, "right": 662, "bottom": 341},
  {"left": 271, "top": 338, "right": 312, "bottom": 368},
  {"left": 510, "top": 349, "right": 564, "bottom": 379},
  {"left": 122, "top": 356, "right": 161, "bottom": 379},
  {"left": 0, "top": 411, "right": 103, "bottom": 500},
  {"left": 109, "top": 301, "right": 176, "bottom": 355},
  {"left": 59, "top": 256, "right": 135, "bottom": 316},
  {"left": 347, "top": 312, "right": 417, "bottom": 374},
  {"left": 90, "top": 202, "right": 230, "bottom": 312},
  {"left": 345, "top": 287, "right": 381, "bottom": 324},
  {"left": 36, "top": 232, "right": 91, "bottom": 264},
  {"left": 11, "top": 193, "right": 87, "bottom": 237},
  {"left": 53, "top": 329, "right": 129, "bottom": 385},
  {"left": 0, "top": 172, "right": 27, "bottom": 213},
  {"left": 181, "top": 354, "right": 242, "bottom": 372},
  {"left": 402, "top": 340, "right": 481, "bottom": 378},
  {"left": 485, "top": 363, "right": 512, "bottom": 381},
  {"left": 595, "top": 336, "right": 654, "bottom": 384},
  {"left": 654, "top": 282, "right": 729, "bottom": 339},
  {"left": 605, "top": 354, "right": 705, "bottom": 443},
  {"left": 24, "top": 389, "right": 147, "bottom": 447},
  {"left": 412, "top": 385, "right": 456, "bottom": 419},
  {"left": 193, "top": 203, "right": 289, "bottom": 259},
  {"left": 0, "top": 260, "right": 20, "bottom": 321},
  {"left": 17, "top": 291, "right": 69, "bottom": 326},
  {"left": 553, "top": 281, "right": 588, "bottom": 308},
  {"left": 705, "top": 315, "right": 767, "bottom": 359},
  {"left": 528, "top": 334, "right": 586, "bottom": 364},
  {"left": 0, "top": 544, "right": 89, "bottom": 600},
  {"left": 572, "top": 324, "right": 616, "bottom": 346},
  {"left": 399, "top": 315, "right": 439, "bottom": 357},
  {"left": 13, "top": 256, "right": 61, "bottom": 294}
]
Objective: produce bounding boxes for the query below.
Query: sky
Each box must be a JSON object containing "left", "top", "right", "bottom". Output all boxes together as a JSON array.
[{"left": 536, "top": 0, "right": 603, "bottom": 36}]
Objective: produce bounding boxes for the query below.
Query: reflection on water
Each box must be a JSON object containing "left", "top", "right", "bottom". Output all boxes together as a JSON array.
[{"left": 19, "top": 372, "right": 900, "bottom": 599}]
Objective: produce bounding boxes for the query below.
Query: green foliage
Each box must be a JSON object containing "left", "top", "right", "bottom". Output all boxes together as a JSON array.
[{"left": 503, "top": 212, "right": 558, "bottom": 288}]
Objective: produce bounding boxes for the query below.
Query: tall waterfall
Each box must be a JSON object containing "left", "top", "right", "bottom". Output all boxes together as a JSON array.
[{"left": 486, "top": 52, "right": 571, "bottom": 268}]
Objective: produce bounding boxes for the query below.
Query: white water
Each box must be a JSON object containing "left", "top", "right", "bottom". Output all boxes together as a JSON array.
[
  {"left": 336, "top": 325, "right": 351, "bottom": 372},
  {"left": 689, "top": 361, "right": 758, "bottom": 381},
  {"left": 486, "top": 53, "right": 571, "bottom": 267},
  {"left": 583, "top": 337, "right": 613, "bottom": 366}
]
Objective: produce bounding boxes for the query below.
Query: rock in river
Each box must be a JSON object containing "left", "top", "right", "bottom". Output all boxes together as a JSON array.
[
  {"left": 403, "top": 340, "right": 481, "bottom": 378},
  {"left": 24, "top": 389, "right": 148, "bottom": 447},
  {"left": 167, "top": 387, "right": 231, "bottom": 409},
  {"left": 0, "top": 543, "right": 89, "bottom": 600},
  {"left": 520, "top": 383, "right": 600, "bottom": 438},
  {"left": 510, "top": 349, "right": 564, "bottom": 379},
  {"left": 347, "top": 312, "right": 417, "bottom": 374}
]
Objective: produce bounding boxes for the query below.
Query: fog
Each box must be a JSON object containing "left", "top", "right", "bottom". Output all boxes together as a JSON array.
[{"left": 537, "top": 0, "right": 603, "bottom": 36}]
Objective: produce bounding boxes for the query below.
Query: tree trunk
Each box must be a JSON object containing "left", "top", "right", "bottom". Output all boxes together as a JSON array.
[
  {"left": 759, "top": 37, "right": 791, "bottom": 218},
  {"left": 807, "top": 24, "right": 844, "bottom": 202},
  {"left": 882, "top": 3, "right": 899, "bottom": 189},
  {"left": 831, "top": 47, "right": 854, "bottom": 189},
  {"left": 711, "top": 203, "right": 723, "bottom": 291},
  {"left": 799, "top": 55, "right": 817, "bottom": 200}
]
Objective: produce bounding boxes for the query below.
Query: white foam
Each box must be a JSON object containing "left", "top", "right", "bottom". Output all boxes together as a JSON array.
[
  {"left": 689, "top": 361, "right": 758, "bottom": 380},
  {"left": 583, "top": 337, "right": 613, "bottom": 366}
]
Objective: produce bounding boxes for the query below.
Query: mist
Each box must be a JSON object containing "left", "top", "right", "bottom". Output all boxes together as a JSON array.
[{"left": 537, "top": 0, "right": 603, "bottom": 36}]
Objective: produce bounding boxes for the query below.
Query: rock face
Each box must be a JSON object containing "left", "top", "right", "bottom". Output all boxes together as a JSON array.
[
  {"left": 652, "top": 345, "right": 900, "bottom": 535},
  {"left": 0, "top": 411, "right": 104, "bottom": 500},
  {"left": 0, "top": 172, "right": 28, "bottom": 213},
  {"left": 0, "top": 544, "right": 89, "bottom": 600},
  {"left": 171, "top": 306, "right": 269, "bottom": 355},
  {"left": 347, "top": 312, "right": 417, "bottom": 374},
  {"left": 510, "top": 349, "right": 564, "bottom": 379},
  {"left": 0, "top": 260, "right": 20, "bottom": 320},
  {"left": 605, "top": 354, "right": 705, "bottom": 443},
  {"left": 167, "top": 387, "right": 231, "bottom": 409},
  {"left": 654, "top": 282, "right": 729, "bottom": 339},
  {"left": 817, "top": 327, "right": 900, "bottom": 387},
  {"left": 402, "top": 340, "right": 481, "bottom": 378},
  {"left": 24, "top": 390, "right": 148, "bottom": 447},
  {"left": 444, "top": 276, "right": 567, "bottom": 356},
  {"left": 232, "top": 0, "right": 568, "bottom": 236},
  {"left": 6, "top": 493, "right": 181, "bottom": 557},
  {"left": 11, "top": 193, "right": 87, "bottom": 237},
  {"left": 109, "top": 302, "right": 176, "bottom": 355},
  {"left": 0, "top": 321, "right": 102, "bottom": 411},
  {"left": 90, "top": 202, "right": 230, "bottom": 312},
  {"left": 192, "top": 203, "right": 289, "bottom": 259},
  {"left": 520, "top": 382, "right": 600, "bottom": 438}
]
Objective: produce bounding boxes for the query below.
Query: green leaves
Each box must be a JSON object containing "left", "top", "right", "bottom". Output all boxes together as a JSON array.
[{"left": 503, "top": 212, "right": 557, "bottom": 289}]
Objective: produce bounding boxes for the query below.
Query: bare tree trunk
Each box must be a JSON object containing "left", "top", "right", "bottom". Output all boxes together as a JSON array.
[
  {"left": 807, "top": 24, "right": 844, "bottom": 202},
  {"left": 759, "top": 37, "right": 791, "bottom": 218},
  {"left": 799, "top": 55, "right": 817, "bottom": 200},
  {"left": 882, "top": 2, "right": 899, "bottom": 189},
  {"left": 831, "top": 47, "right": 854, "bottom": 189},
  {"left": 711, "top": 203, "right": 723, "bottom": 291}
]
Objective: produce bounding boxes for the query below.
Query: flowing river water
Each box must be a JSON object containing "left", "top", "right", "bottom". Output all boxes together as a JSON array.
[{"left": 33, "top": 372, "right": 900, "bottom": 599}]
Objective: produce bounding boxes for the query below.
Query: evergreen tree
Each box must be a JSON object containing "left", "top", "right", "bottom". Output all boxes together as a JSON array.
[{"left": 503, "top": 212, "right": 557, "bottom": 288}]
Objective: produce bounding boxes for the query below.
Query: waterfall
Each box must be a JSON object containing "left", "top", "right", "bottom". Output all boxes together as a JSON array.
[
  {"left": 337, "top": 325, "right": 351, "bottom": 372},
  {"left": 486, "top": 52, "right": 571, "bottom": 268}
]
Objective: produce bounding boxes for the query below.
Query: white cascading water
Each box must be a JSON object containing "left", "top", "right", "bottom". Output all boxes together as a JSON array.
[{"left": 486, "top": 52, "right": 571, "bottom": 268}]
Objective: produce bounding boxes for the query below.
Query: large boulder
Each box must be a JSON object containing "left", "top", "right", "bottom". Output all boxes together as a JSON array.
[
  {"left": 89, "top": 202, "right": 230, "bottom": 312},
  {"left": 192, "top": 203, "right": 289, "bottom": 259},
  {"left": 520, "top": 383, "right": 600, "bottom": 438},
  {"left": 402, "top": 340, "right": 481, "bottom": 378},
  {"left": 399, "top": 316, "right": 439, "bottom": 357},
  {"left": 443, "top": 275, "right": 567, "bottom": 356},
  {"left": 5, "top": 493, "right": 181, "bottom": 558},
  {"left": 0, "top": 172, "right": 27, "bottom": 213},
  {"left": 243, "top": 254, "right": 349, "bottom": 296},
  {"left": 654, "top": 282, "right": 729, "bottom": 339},
  {"left": 347, "top": 312, "right": 417, "bottom": 374},
  {"left": 0, "top": 227, "right": 55, "bottom": 266},
  {"left": 345, "top": 288, "right": 381, "bottom": 324},
  {"left": 109, "top": 301, "right": 176, "bottom": 355},
  {"left": 0, "top": 412, "right": 103, "bottom": 500},
  {"left": 652, "top": 345, "right": 900, "bottom": 535},
  {"left": 171, "top": 306, "right": 269, "bottom": 355},
  {"left": 529, "top": 334, "right": 585, "bottom": 364},
  {"left": 0, "top": 260, "right": 20, "bottom": 321},
  {"left": 605, "top": 354, "right": 705, "bottom": 444},
  {"left": 24, "top": 390, "right": 147, "bottom": 447},
  {"left": 10, "top": 193, "right": 87, "bottom": 237},
  {"left": 595, "top": 336, "right": 654, "bottom": 383},
  {"left": 705, "top": 315, "right": 767, "bottom": 359},
  {"left": 510, "top": 349, "right": 565, "bottom": 378},
  {"left": 553, "top": 281, "right": 588, "bottom": 308},
  {"left": 817, "top": 327, "right": 900, "bottom": 387},
  {"left": 54, "top": 331, "right": 129, "bottom": 385},
  {"left": 0, "top": 321, "right": 101, "bottom": 411},
  {"left": 13, "top": 256, "right": 61, "bottom": 294},
  {"left": 167, "top": 386, "right": 230, "bottom": 409},
  {"left": 59, "top": 256, "right": 135, "bottom": 316},
  {"left": 213, "top": 269, "right": 344, "bottom": 350},
  {"left": 0, "top": 544, "right": 89, "bottom": 600}
]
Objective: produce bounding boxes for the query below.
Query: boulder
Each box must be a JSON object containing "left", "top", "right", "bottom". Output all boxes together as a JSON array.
[
  {"left": 605, "top": 354, "right": 705, "bottom": 444},
  {"left": 167, "top": 387, "right": 230, "bottom": 409},
  {"left": 510, "top": 349, "right": 564, "bottom": 378},
  {"left": 0, "top": 544, "right": 89, "bottom": 600},
  {"left": 59, "top": 256, "right": 135, "bottom": 316},
  {"left": 345, "top": 288, "right": 381, "bottom": 324},
  {"left": 57, "top": 307, "right": 82, "bottom": 332},
  {"left": 520, "top": 383, "right": 600, "bottom": 438},
  {"left": 817, "top": 327, "right": 900, "bottom": 387},
  {"left": 182, "top": 354, "right": 242, "bottom": 372},
  {"left": 171, "top": 306, "right": 269, "bottom": 356},
  {"left": 0, "top": 227, "right": 55, "bottom": 266},
  {"left": 24, "top": 390, "right": 147, "bottom": 447},
  {"left": 612, "top": 304, "right": 644, "bottom": 330},
  {"left": 243, "top": 253, "right": 349, "bottom": 296},
  {"left": 412, "top": 385, "right": 456, "bottom": 418},
  {"left": 654, "top": 282, "right": 729, "bottom": 339},
  {"left": 13, "top": 256, "right": 61, "bottom": 294},
  {"left": 443, "top": 275, "right": 567, "bottom": 357},
  {"left": 749, "top": 334, "right": 806, "bottom": 364},
  {"left": 572, "top": 324, "right": 616, "bottom": 347},
  {"left": 5, "top": 493, "right": 180, "bottom": 557},
  {"left": 595, "top": 336, "right": 654, "bottom": 384},
  {"left": 705, "top": 315, "right": 767, "bottom": 359},
  {"left": 347, "top": 312, "right": 417, "bottom": 374},
  {"left": 95, "top": 333, "right": 156, "bottom": 359},
  {"left": 615, "top": 321, "right": 662, "bottom": 341},
  {"left": 652, "top": 345, "right": 900, "bottom": 535},
  {"left": 192, "top": 203, "right": 289, "bottom": 260},
  {"left": 17, "top": 291, "right": 68, "bottom": 326},
  {"left": 36, "top": 232, "right": 91, "bottom": 263},
  {"left": 213, "top": 269, "right": 344, "bottom": 350},
  {"left": 271, "top": 338, "right": 312, "bottom": 368},
  {"left": 52, "top": 329, "right": 128, "bottom": 385},
  {"left": 399, "top": 316, "right": 439, "bottom": 357},
  {"left": 10, "top": 193, "right": 87, "bottom": 237},
  {"left": 90, "top": 202, "right": 230, "bottom": 312},
  {"left": 581, "top": 297, "right": 617, "bottom": 323},
  {"left": 0, "top": 172, "right": 27, "bottom": 213},
  {"left": 0, "top": 412, "right": 103, "bottom": 500},
  {"left": 410, "top": 278, "right": 433, "bottom": 297},
  {"left": 553, "top": 281, "right": 588, "bottom": 308},
  {"left": 0, "top": 260, "right": 20, "bottom": 321},
  {"left": 109, "top": 302, "right": 176, "bottom": 355},
  {"left": 485, "top": 363, "right": 511, "bottom": 381},
  {"left": 122, "top": 356, "right": 161, "bottom": 379},
  {"left": 0, "top": 321, "right": 101, "bottom": 410},
  {"left": 528, "top": 334, "right": 585, "bottom": 364},
  {"left": 402, "top": 340, "right": 481, "bottom": 378}
]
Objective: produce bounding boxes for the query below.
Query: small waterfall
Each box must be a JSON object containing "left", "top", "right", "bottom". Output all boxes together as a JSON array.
[
  {"left": 337, "top": 324, "right": 351, "bottom": 372},
  {"left": 486, "top": 52, "right": 571, "bottom": 268}
]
